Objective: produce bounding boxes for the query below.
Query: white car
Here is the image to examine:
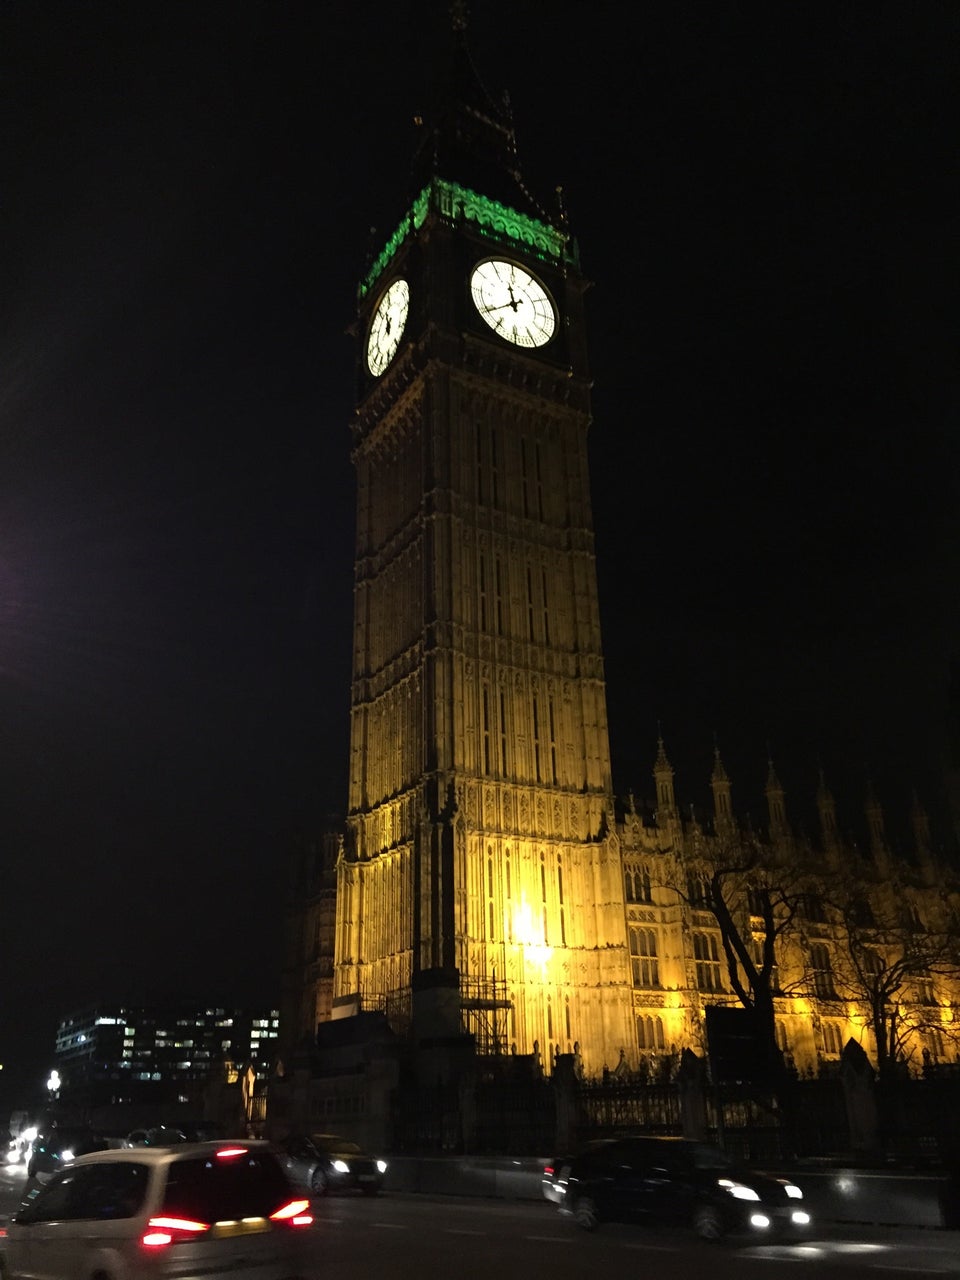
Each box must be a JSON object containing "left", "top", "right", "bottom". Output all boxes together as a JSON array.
[{"left": 0, "top": 1140, "right": 313, "bottom": 1279}]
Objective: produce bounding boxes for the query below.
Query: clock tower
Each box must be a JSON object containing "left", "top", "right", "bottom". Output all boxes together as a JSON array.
[{"left": 334, "top": 18, "right": 634, "bottom": 1074}]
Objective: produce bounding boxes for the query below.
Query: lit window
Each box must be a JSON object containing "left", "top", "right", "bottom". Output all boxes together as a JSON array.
[
  {"left": 629, "top": 928, "right": 660, "bottom": 988},
  {"left": 916, "top": 979, "right": 937, "bottom": 1006},
  {"left": 810, "top": 944, "right": 836, "bottom": 1000},
  {"left": 822, "top": 1022, "right": 843, "bottom": 1055},
  {"left": 637, "top": 1014, "right": 665, "bottom": 1052},
  {"left": 693, "top": 932, "right": 722, "bottom": 992},
  {"left": 687, "top": 876, "right": 710, "bottom": 908}
]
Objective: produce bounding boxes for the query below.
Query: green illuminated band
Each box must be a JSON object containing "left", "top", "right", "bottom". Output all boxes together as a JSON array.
[{"left": 359, "top": 178, "right": 573, "bottom": 297}]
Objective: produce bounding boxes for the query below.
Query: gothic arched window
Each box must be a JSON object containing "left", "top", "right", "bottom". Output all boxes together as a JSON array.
[
  {"left": 629, "top": 927, "right": 659, "bottom": 988},
  {"left": 636, "top": 1014, "right": 665, "bottom": 1052},
  {"left": 693, "top": 932, "right": 722, "bottom": 991},
  {"left": 810, "top": 943, "right": 836, "bottom": 1000},
  {"left": 822, "top": 1021, "right": 843, "bottom": 1055},
  {"left": 687, "top": 875, "right": 710, "bottom": 908}
]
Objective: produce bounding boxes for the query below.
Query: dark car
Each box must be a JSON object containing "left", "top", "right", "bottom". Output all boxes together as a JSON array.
[
  {"left": 123, "top": 1125, "right": 188, "bottom": 1148},
  {"left": 559, "top": 1136, "right": 810, "bottom": 1240},
  {"left": 26, "top": 1126, "right": 108, "bottom": 1181},
  {"left": 542, "top": 1140, "right": 617, "bottom": 1203},
  {"left": 277, "top": 1132, "right": 387, "bottom": 1196}
]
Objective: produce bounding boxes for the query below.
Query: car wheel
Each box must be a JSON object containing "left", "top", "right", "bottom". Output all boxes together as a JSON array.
[
  {"left": 693, "top": 1204, "right": 726, "bottom": 1241},
  {"left": 310, "top": 1167, "right": 329, "bottom": 1195},
  {"left": 573, "top": 1195, "right": 599, "bottom": 1231}
]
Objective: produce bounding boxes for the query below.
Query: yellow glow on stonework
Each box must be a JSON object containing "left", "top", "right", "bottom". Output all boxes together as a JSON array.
[{"left": 512, "top": 895, "right": 553, "bottom": 978}]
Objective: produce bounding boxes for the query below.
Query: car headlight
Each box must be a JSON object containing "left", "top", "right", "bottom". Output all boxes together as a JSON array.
[
  {"left": 717, "top": 1178, "right": 760, "bottom": 1201},
  {"left": 783, "top": 1183, "right": 803, "bottom": 1199},
  {"left": 791, "top": 1210, "right": 811, "bottom": 1226},
  {"left": 60, "top": 1149, "right": 75, "bottom": 1163},
  {"left": 332, "top": 1159, "right": 350, "bottom": 1174},
  {"left": 376, "top": 1160, "right": 388, "bottom": 1174}
]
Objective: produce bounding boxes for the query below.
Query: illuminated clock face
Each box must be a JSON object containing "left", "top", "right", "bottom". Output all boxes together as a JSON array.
[
  {"left": 470, "top": 259, "right": 556, "bottom": 348},
  {"left": 366, "top": 278, "right": 410, "bottom": 376}
]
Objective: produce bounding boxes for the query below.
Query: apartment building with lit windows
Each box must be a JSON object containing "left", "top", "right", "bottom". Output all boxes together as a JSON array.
[{"left": 53, "top": 1002, "right": 280, "bottom": 1105}]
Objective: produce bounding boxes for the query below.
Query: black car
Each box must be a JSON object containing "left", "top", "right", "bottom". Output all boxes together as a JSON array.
[
  {"left": 542, "top": 1140, "right": 617, "bottom": 1203},
  {"left": 559, "top": 1136, "right": 810, "bottom": 1240},
  {"left": 276, "top": 1132, "right": 387, "bottom": 1196},
  {"left": 26, "top": 1126, "right": 108, "bottom": 1180}
]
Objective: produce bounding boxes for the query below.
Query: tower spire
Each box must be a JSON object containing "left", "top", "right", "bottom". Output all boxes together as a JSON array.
[
  {"left": 864, "top": 776, "right": 891, "bottom": 878},
  {"left": 710, "top": 743, "right": 735, "bottom": 836},
  {"left": 406, "top": 7, "right": 551, "bottom": 221},
  {"left": 911, "top": 789, "right": 938, "bottom": 886},
  {"left": 653, "top": 734, "right": 678, "bottom": 821},
  {"left": 764, "top": 755, "right": 790, "bottom": 843},
  {"left": 816, "top": 765, "right": 842, "bottom": 867}
]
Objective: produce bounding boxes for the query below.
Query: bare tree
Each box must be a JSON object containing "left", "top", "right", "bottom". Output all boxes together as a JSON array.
[
  {"left": 824, "top": 880, "right": 960, "bottom": 1078},
  {"left": 676, "top": 833, "right": 807, "bottom": 1070}
]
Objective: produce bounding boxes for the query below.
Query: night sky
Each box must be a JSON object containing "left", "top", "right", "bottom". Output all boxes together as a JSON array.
[{"left": 2, "top": 2, "right": 957, "bottom": 1108}]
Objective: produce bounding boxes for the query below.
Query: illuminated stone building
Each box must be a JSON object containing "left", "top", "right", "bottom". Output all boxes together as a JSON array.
[
  {"left": 330, "top": 24, "right": 634, "bottom": 1080},
  {"left": 282, "top": 21, "right": 958, "bottom": 1082},
  {"left": 611, "top": 745, "right": 958, "bottom": 1077}
]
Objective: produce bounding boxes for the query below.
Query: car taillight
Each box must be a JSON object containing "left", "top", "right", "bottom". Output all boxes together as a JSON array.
[
  {"left": 270, "top": 1198, "right": 313, "bottom": 1228},
  {"left": 142, "top": 1216, "right": 210, "bottom": 1248},
  {"left": 215, "top": 1147, "right": 249, "bottom": 1159},
  {"left": 544, "top": 1165, "right": 555, "bottom": 1177}
]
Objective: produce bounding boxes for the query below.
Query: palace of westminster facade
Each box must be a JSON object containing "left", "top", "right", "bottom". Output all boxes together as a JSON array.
[{"left": 282, "top": 21, "right": 959, "bottom": 1083}]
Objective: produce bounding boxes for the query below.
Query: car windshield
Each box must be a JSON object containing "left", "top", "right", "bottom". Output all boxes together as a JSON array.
[
  {"left": 39, "top": 1129, "right": 100, "bottom": 1155},
  {"left": 690, "top": 1144, "right": 734, "bottom": 1170},
  {"left": 160, "top": 1150, "right": 291, "bottom": 1221},
  {"left": 311, "top": 1136, "right": 362, "bottom": 1154}
]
